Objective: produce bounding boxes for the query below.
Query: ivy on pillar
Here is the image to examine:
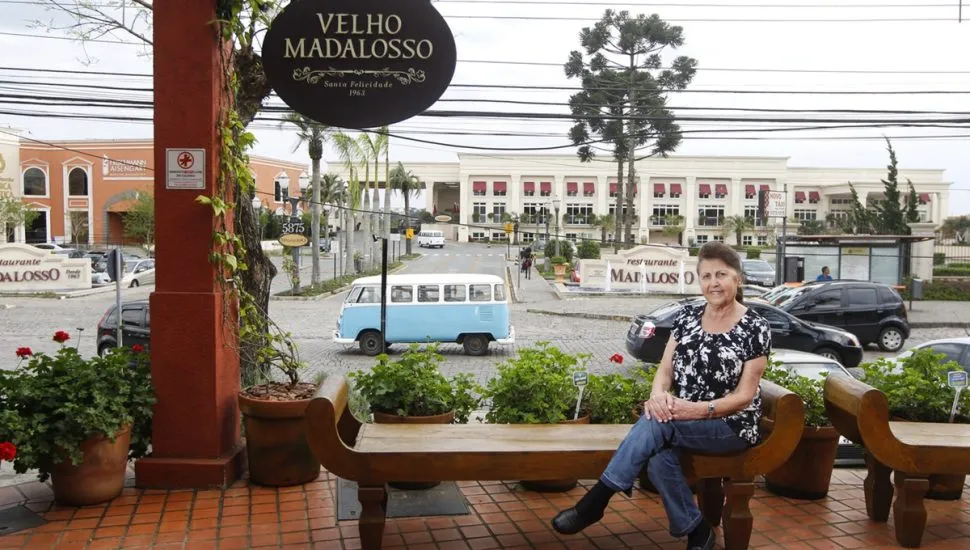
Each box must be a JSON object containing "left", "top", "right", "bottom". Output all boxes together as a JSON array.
[{"left": 135, "top": 0, "right": 244, "bottom": 488}]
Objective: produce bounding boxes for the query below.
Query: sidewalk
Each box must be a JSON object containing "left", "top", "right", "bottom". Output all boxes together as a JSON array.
[
  {"left": 507, "top": 262, "right": 560, "bottom": 304},
  {"left": 1, "top": 468, "right": 969, "bottom": 549}
]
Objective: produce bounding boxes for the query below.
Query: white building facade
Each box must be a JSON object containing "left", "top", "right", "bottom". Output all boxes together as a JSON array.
[{"left": 330, "top": 153, "right": 952, "bottom": 245}]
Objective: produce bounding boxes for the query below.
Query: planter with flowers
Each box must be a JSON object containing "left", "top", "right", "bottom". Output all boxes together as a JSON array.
[
  {"left": 859, "top": 348, "right": 970, "bottom": 500},
  {"left": 550, "top": 256, "right": 569, "bottom": 282},
  {"left": 483, "top": 342, "right": 590, "bottom": 492},
  {"left": 238, "top": 316, "right": 323, "bottom": 487},
  {"left": 761, "top": 359, "right": 841, "bottom": 500},
  {"left": 349, "top": 343, "right": 480, "bottom": 490},
  {"left": 0, "top": 331, "right": 154, "bottom": 506}
]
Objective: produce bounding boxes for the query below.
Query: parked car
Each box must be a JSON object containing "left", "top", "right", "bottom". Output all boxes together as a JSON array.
[
  {"left": 887, "top": 337, "right": 970, "bottom": 373},
  {"left": 741, "top": 259, "right": 776, "bottom": 287},
  {"left": 97, "top": 300, "right": 150, "bottom": 356},
  {"left": 624, "top": 298, "right": 863, "bottom": 368},
  {"left": 756, "top": 280, "right": 910, "bottom": 352},
  {"left": 32, "top": 243, "right": 76, "bottom": 256},
  {"left": 771, "top": 349, "right": 864, "bottom": 466},
  {"left": 120, "top": 259, "right": 156, "bottom": 288}
]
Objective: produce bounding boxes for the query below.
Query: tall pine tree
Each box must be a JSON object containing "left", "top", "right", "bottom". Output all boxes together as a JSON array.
[
  {"left": 905, "top": 180, "right": 920, "bottom": 224},
  {"left": 873, "top": 138, "right": 908, "bottom": 234}
]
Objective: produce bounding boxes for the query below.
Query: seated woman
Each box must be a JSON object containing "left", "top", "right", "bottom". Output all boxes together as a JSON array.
[{"left": 551, "top": 242, "right": 771, "bottom": 550}]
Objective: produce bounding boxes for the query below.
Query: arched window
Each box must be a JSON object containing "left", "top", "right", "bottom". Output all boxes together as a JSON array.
[
  {"left": 68, "top": 168, "right": 88, "bottom": 196},
  {"left": 22, "top": 167, "right": 47, "bottom": 196}
]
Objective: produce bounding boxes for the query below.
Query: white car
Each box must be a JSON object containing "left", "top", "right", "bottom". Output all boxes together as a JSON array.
[
  {"left": 33, "top": 243, "right": 76, "bottom": 256},
  {"left": 888, "top": 337, "right": 970, "bottom": 373},
  {"left": 120, "top": 259, "right": 156, "bottom": 288},
  {"left": 416, "top": 230, "right": 445, "bottom": 248}
]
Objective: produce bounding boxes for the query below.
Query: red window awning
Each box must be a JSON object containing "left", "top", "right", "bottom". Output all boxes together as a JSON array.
[
  {"left": 654, "top": 183, "right": 665, "bottom": 195},
  {"left": 523, "top": 181, "right": 535, "bottom": 192},
  {"left": 671, "top": 183, "right": 682, "bottom": 195},
  {"left": 609, "top": 183, "right": 618, "bottom": 193},
  {"left": 698, "top": 184, "right": 712, "bottom": 195},
  {"left": 759, "top": 184, "right": 770, "bottom": 192},
  {"left": 919, "top": 193, "right": 930, "bottom": 203},
  {"left": 540, "top": 181, "right": 552, "bottom": 193},
  {"left": 566, "top": 182, "right": 578, "bottom": 193},
  {"left": 795, "top": 191, "right": 806, "bottom": 202},
  {"left": 745, "top": 184, "right": 755, "bottom": 196},
  {"left": 583, "top": 182, "right": 595, "bottom": 194},
  {"left": 493, "top": 181, "right": 507, "bottom": 193},
  {"left": 472, "top": 181, "right": 486, "bottom": 192},
  {"left": 809, "top": 191, "right": 820, "bottom": 201},
  {"left": 715, "top": 184, "right": 727, "bottom": 196}
]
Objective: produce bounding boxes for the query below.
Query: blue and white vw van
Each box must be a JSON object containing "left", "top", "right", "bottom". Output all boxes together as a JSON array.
[{"left": 333, "top": 273, "right": 515, "bottom": 356}]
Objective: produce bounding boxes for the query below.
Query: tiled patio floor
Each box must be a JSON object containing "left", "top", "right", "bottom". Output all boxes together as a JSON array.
[{"left": 1, "top": 469, "right": 969, "bottom": 549}]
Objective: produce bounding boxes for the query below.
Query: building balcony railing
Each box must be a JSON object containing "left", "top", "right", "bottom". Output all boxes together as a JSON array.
[
  {"left": 697, "top": 216, "right": 724, "bottom": 227},
  {"left": 649, "top": 215, "right": 683, "bottom": 228}
]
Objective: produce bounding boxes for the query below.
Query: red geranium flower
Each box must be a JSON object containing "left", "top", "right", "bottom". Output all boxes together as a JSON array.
[
  {"left": 15, "top": 347, "right": 32, "bottom": 358},
  {"left": 609, "top": 353, "right": 624, "bottom": 364},
  {"left": 52, "top": 331, "right": 70, "bottom": 344},
  {"left": 131, "top": 344, "right": 144, "bottom": 354},
  {"left": 0, "top": 442, "right": 16, "bottom": 462}
]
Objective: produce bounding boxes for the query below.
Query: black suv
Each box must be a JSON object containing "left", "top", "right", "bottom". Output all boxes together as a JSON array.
[
  {"left": 96, "top": 300, "right": 151, "bottom": 355},
  {"left": 760, "top": 281, "right": 909, "bottom": 352}
]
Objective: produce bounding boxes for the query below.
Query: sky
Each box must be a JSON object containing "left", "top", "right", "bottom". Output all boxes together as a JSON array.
[{"left": 0, "top": 0, "right": 968, "bottom": 214}]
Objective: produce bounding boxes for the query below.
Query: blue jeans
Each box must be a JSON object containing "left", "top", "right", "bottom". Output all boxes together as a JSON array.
[{"left": 600, "top": 415, "right": 749, "bottom": 537}]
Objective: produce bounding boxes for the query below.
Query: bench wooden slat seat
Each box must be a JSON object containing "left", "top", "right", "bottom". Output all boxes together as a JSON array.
[
  {"left": 824, "top": 373, "right": 970, "bottom": 548},
  {"left": 306, "top": 376, "right": 804, "bottom": 550}
]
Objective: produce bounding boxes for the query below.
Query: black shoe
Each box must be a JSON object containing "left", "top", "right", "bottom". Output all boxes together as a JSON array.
[
  {"left": 551, "top": 507, "right": 603, "bottom": 535},
  {"left": 686, "top": 523, "right": 715, "bottom": 550}
]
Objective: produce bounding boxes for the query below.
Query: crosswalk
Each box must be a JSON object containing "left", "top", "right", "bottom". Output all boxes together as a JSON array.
[{"left": 422, "top": 253, "right": 503, "bottom": 257}]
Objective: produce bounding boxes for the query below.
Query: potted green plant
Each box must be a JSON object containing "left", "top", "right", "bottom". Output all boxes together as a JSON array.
[
  {"left": 761, "top": 360, "right": 841, "bottom": 500},
  {"left": 586, "top": 356, "right": 654, "bottom": 425},
  {"left": 238, "top": 317, "right": 321, "bottom": 487},
  {"left": 0, "top": 332, "right": 155, "bottom": 506},
  {"left": 350, "top": 343, "right": 480, "bottom": 489},
  {"left": 550, "top": 255, "right": 568, "bottom": 282},
  {"left": 483, "top": 342, "right": 589, "bottom": 491},
  {"left": 859, "top": 348, "right": 970, "bottom": 500}
]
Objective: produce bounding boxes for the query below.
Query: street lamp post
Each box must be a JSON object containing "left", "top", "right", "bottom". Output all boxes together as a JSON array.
[
  {"left": 553, "top": 196, "right": 562, "bottom": 258},
  {"left": 286, "top": 196, "right": 302, "bottom": 294}
]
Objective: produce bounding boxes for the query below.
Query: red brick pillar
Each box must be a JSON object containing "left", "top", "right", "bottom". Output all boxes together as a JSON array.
[{"left": 135, "top": 0, "right": 244, "bottom": 488}]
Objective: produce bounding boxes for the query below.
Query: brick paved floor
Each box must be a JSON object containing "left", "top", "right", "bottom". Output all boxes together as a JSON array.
[{"left": 1, "top": 469, "right": 969, "bottom": 549}]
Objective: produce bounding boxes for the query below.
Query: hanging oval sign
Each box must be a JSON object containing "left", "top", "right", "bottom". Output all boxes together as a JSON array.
[
  {"left": 262, "top": 0, "right": 458, "bottom": 129},
  {"left": 279, "top": 233, "right": 309, "bottom": 248}
]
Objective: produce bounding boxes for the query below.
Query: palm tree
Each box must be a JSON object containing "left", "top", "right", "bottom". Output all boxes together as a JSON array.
[
  {"left": 331, "top": 132, "right": 365, "bottom": 274},
  {"left": 281, "top": 112, "right": 331, "bottom": 285},
  {"left": 389, "top": 162, "right": 422, "bottom": 255},
  {"left": 380, "top": 127, "right": 391, "bottom": 242},
  {"left": 357, "top": 132, "right": 387, "bottom": 269},
  {"left": 722, "top": 215, "right": 754, "bottom": 247},
  {"left": 661, "top": 214, "right": 685, "bottom": 245},
  {"left": 596, "top": 214, "right": 616, "bottom": 245}
]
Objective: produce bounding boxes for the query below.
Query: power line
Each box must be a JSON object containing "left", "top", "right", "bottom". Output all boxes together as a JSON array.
[{"left": 434, "top": 0, "right": 952, "bottom": 7}]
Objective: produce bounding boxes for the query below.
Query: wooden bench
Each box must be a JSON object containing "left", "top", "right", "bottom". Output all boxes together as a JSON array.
[
  {"left": 824, "top": 373, "right": 970, "bottom": 548},
  {"left": 305, "top": 376, "right": 804, "bottom": 550}
]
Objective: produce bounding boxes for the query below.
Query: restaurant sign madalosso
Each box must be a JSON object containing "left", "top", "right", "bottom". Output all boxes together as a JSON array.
[
  {"left": 0, "top": 244, "right": 92, "bottom": 291},
  {"left": 262, "top": 0, "right": 458, "bottom": 128},
  {"left": 577, "top": 245, "right": 701, "bottom": 294}
]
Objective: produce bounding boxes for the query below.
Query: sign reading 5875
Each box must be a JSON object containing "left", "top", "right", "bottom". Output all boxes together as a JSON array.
[{"left": 282, "top": 222, "right": 306, "bottom": 235}]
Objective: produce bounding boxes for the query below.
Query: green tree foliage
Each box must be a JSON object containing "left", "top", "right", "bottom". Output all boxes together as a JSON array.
[
  {"left": 122, "top": 191, "right": 155, "bottom": 252},
  {"left": 564, "top": 10, "right": 696, "bottom": 246},
  {"left": 872, "top": 139, "right": 909, "bottom": 234}
]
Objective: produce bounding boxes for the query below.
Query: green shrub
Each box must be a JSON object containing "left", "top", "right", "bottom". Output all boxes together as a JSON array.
[
  {"left": 746, "top": 247, "right": 762, "bottom": 259},
  {"left": 484, "top": 343, "right": 588, "bottom": 424},
  {"left": 688, "top": 247, "right": 699, "bottom": 256},
  {"left": 576, "top": 239, "right": 600, "bottom": 259},
  {"left": 543, "top": 239, "right": 574, "bottom": 263},
  {"left": 349, "top": 344, "right": 480, "bottom": 423},
  {"left": 586, "top": 364, "right": 655, "bottom": 424},
  {"left": 859, "top": 348, "right": 970, "bottom": 423},
  {"left": 932, "top": 267, "right": 970, "bottom": 277},
  {"left": 761, "top": 357, "right": 828, "bottom": 427},
  {"left": 933, "top": 253, "right": 947, "bottom": 266},
  {"left": 902, "top": 278, "right": 970, "bottom": 301}
]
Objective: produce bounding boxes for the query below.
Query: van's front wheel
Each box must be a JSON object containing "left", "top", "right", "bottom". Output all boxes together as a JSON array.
[
  {"left": 359, "top": 331, "right": 384, "bottom": 356},
  {"left": 462, "top": 334, "right": 489, "bottom": 356}
]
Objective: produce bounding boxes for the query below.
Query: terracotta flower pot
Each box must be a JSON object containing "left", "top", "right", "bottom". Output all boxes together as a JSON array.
[
  {"left": 764, "top": 423, "right": 841, "bottom": 500},
  {"left": 49, "top": 425, "right": 131, "bottom": 507},
  {"left": 552, "top": 264, "right": 567, "bottom": 283},
  {"left": 239, "top": 390, "right": 321, "bottom": 487},
  {"left": 373, "top": 409, "right": 456, "bottom": 490},
  {"left": 520, "top": 415, "right": 590, "bottom": 493}
]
